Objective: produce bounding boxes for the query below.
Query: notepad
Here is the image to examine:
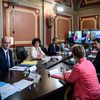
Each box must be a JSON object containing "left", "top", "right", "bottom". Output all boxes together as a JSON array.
[
  {"left": 13, "top": 79, "right": 33, "bottom": 92},
  {"left": 49, "top": 68, "right": 64, "bottom": 80},
  {"left": 9, "top": 66, "right": 27, "bottom": 71},
  {"left": 0, "top": 83, "right": 18, "bottom": 99},
  {"left": 20, "top": 60, "right": 38, "bottom": 66}
]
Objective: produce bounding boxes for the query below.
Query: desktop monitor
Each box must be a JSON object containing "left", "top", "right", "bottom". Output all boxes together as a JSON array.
[
  {"left": 68, "top": 31, "right": 82, "bottom": 43},
  {"left": 82, "top": 30, "right": 91, "bottom": 43},
  {"left": 91, "top": 31, "right": 100, "bottom": 40}
]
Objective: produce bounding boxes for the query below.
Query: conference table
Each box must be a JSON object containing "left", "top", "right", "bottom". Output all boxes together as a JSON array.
[{"left": 0, "top": 55, "right": 72, "bottom": 100}]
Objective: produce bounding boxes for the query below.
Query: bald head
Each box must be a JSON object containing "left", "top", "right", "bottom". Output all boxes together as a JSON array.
[{"left": 2, "top": 37, "right": 11, "bottom": 49}]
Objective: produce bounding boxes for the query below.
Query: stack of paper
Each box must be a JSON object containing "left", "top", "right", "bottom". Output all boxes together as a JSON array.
[
  {"left": 20, "top": 60, "right": 38, "bottom": 67},
  {"left": 13, "top": 79, "right": 34, "bottom": 91},
  {"left": 28, "top": 73, "right": 41, "bottom": 83},
  {"left": 29, "top": 65, "right": 37, "bottom": 72},
  {"left": 9, "top": 66, "right": 27, "bottom": 71},
  {"left": 0, "top": 83, "right": 18, "bottom": 100},
  {"left": 49, "top": 68, "right": 64, "bottom": 79}
]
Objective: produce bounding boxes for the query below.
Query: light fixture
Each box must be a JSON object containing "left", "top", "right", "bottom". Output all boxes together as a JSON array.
[
  {"left": 46, "top": 11, "right": 56, "bottom": 29},
  {"left": 57, "top": 6, "right": 64, "bottom": 12}
]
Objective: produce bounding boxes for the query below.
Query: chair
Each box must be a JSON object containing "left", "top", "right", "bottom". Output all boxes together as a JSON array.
[
  {"left": 97, "top": 73, "right": 100, "bottom": 83},
  {"left": 15, "top": 46, "right": 28, "bottom": 64}
]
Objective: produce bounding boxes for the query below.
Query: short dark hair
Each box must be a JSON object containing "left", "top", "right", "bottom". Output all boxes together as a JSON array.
[
  {"left": 94, "top": 38, "right": 100, "bottom": 43},
  {"left": 72, "top": 44, "right": 86, "bottom": 59},
  {"left": 53, "top": 37, "right": 58, "bottom": 42},
  {"left": 32, "top": 38, "right": 40, "bottom": 46}
]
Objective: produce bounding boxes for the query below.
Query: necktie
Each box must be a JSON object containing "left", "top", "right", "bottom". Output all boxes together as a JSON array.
[{"left": 6, "top": 51, "right": 10, "bottom": 67}]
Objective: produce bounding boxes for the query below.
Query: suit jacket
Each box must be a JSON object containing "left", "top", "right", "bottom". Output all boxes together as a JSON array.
[
  {"left": 93, "top": 51, "right": 100, "bottom": 73},
  {"left": 0, "top": 47, "right": 14, "bottom": 72},
  {"left": 48, "top": 43, "right": 60, "bottom": 56},
  {"left": 64, "top": 58, "right": 100, "bottom": 100}
]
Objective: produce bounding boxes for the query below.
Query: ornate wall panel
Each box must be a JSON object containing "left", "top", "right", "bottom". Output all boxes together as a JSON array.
[
  {"left": 3, "top": 5, "right": 40, "bottom": 46},
  {"left": 45, "top": 0, "right": 72, "bottom": 7},
  {"left": 79, "top": 15, "right": 99, "bottom": 30},
  {"left": 54, "top": 15, "right": 72, "bottom": 42},
  {"left": 80, "top": 0, "right": 100, "bottom": 7}
]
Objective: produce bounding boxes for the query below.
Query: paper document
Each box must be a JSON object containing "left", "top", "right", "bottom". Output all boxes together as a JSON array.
[
  {"left": 51, "top": 56, "right": 62, "bottom": 61},
  {"left": 29, "top": 65, "right": 37, "bottom": 72},
  {"left": 42, "top": 56, "right": 51, "bottom": 64},
  {"left": 49, "top": 68, "right": 64, "bottom": 79},
  {"left": 88, "top": 55, "right": 96, "bottom": 58},
  {"left": 9, "top": 66, "right": 27, "bottom": 71},
  {"left": 42, "top": 56, "right": 51, "bottom": 61},
  {"left": 28, "top": 73, "right": 41, "bottom": 83},
  {"left": 13, "top": 79, "right": 33, "bottom": 91},
  {"left": 0, "top": 83, "right": 18, "bottom": 100}
]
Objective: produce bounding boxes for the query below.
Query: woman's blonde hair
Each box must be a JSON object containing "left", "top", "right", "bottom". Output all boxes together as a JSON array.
[{"left": 72, "top": 44, "right": 86, "bottom": 59}]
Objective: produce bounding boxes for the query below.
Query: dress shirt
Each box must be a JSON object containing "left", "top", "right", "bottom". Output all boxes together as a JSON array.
[{"left": 2, "top": 48, "right": 10, "bottom": 68}]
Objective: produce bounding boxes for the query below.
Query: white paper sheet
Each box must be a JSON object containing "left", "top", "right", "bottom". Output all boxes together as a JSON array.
[
  {"left": 29, "top": 65, "right": 37, "bottom": 72},
  {"left": 28, "top": 73, "right": 41, "bottom": 83},
  {"left": 88, "top": 54, "right": 96, "bottom": 58},
  {"left": 42, "top": 56, "right": 51, "bottom": 64},
  {"left": 49, "top": 68, "right": 63, "bottom": 77},
  {"left": 0, "top": 83, "right": 18, "bottom": 100},
  {"left": 9, "top": 66, "right": 27, "bottom": 71},
  {"left": 13, "top": 79, "right": 33, "bottom": 91},
  {"left": 51, "top": 56, "right": 62, "bottom": 61}
]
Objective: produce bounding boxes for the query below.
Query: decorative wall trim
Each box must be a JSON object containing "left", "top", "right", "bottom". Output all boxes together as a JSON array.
[
  {"left": 54, "top": 15, "right": 72, "bottom": 42},
  {"left": 45, "top": 0, "right": 72, "bottom": 7},
  {"left": 79, "top": 15, "right": 99, "bottom": 30},
  {"left": 80, "top": 0, "right": 100, "bottom": 7},
  {"left": 3, "top": 4, "right": 40, "bottom": 46}
]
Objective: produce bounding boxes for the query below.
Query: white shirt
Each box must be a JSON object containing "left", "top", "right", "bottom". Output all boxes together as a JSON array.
[{"left": 27, "top": 46, "right": 45, "bottom": 59}]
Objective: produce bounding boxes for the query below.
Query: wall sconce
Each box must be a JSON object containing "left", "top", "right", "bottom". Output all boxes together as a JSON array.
[{"left": 46, "top": 11, "right": 56, "bottom": 29}]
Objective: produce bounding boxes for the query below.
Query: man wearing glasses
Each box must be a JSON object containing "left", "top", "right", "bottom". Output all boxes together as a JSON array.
[{"left": 0, "top": 36, "right": 14, "bottom": 74}]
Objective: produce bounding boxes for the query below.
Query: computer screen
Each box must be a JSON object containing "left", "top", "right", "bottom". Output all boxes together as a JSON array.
[
  {"left": 68, "top": 31, "right": 82, "bottom": 43},
  {"left": 82, "top": 31, "right": 92, "bottom": 43},
  {"left": 91, "top": 31, "right": 100, "bottom": 40}
]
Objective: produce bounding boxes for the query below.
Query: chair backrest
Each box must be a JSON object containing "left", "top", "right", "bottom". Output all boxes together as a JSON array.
[
  {"left": 15, "top": 46, "right": 28, "bottom": 62},
  {"left": 97, "top": 73, "right": 100, "bottom": 83}
]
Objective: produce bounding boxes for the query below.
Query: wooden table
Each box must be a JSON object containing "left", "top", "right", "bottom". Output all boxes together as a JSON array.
[{"left": 0, "top": 57, "right": 70, "bottom": 100}]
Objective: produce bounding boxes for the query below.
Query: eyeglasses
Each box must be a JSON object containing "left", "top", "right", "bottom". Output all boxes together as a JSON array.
[{"left": 3, "top": 41, "right": 11, "bottom": 44}]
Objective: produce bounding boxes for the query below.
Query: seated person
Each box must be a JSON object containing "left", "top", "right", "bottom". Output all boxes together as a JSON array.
[
  {"left": 37, "top": 38, "right": 48, "bottom": 55},
  {"left": 92, "top": 38, "right": 100, "bottom": 73},
  {"left": 28, "top": 38, "right": 46, "bottom": 60},
  {"left": 63, "top": 44, "right": 100, "bottom": 100},
  {"left": 61, "top": 38, "right": 70, "bottom": 52},
  {"left": 48, "top": 37, "right": 60, "bottom": 56},
  {"left": 0, "top": 37, "right": 14, "bottom": 73}
]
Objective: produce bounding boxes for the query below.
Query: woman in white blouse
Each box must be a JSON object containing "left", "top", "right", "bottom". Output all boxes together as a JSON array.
[{"left": 29, "top": 38, "right": 46, "bottom": 60}]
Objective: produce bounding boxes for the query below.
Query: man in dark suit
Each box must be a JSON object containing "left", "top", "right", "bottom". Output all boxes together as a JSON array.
[
  {"left": 0, "top": 37, "right": 14, "bottom": 73},
  {"left": 48, "top": 37, "right": 60, "bottom": 56},
  {"left": 92, "top": 38, "right": 100, "bottom": 73}
]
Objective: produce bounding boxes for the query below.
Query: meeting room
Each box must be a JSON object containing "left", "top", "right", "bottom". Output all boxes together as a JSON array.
[{"left": 0, "top": 0, "right": 100, "bottom": 100}]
